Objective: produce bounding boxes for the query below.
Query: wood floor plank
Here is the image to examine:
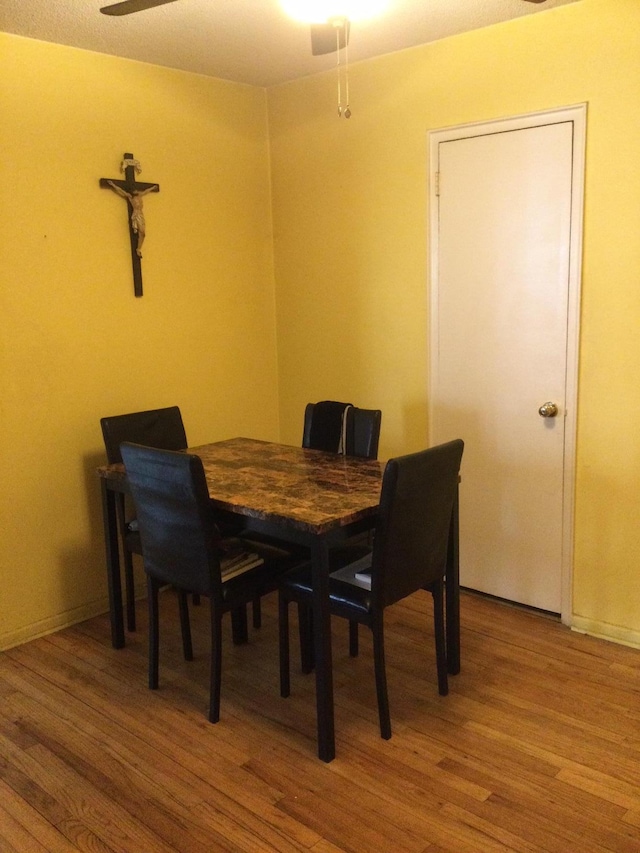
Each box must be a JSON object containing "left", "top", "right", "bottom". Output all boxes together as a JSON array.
[
  {"left": 0, "top": 783, "right": 84, "bottom": 853},
  {"left": 3, "top": 681, "right": 311, "bottom": 852},
  {"left": 1, "top": 589, "right": 639, "bottom": 853}
]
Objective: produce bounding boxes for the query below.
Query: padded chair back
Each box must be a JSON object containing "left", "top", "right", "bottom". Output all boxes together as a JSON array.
[
  {"left": 101, "top": 406, "right": 187, "bottom": 464},
  {"left": 344, "top": 407, "right": 382, "bottom": 460},
  {"left": 302, "top": 401, "right": 352, "bottom": 453},
  {"left": 373, "top": 439, "right": 464, "bottom": 608},
  {"left": 303, "top": 401, "right": 381, "bottom": 459},
  {"left": 120, "top": 443, "right": 221, "bottom": 599}
]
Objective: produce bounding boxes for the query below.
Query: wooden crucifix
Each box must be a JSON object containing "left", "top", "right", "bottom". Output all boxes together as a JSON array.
[{"left": 100, "top": 153, "right": 159, "bottom": 297}]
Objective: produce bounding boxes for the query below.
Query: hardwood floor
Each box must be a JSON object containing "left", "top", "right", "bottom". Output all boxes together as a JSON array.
[{"left": 1, "top": 589, "right": 639, "bottom": 852}]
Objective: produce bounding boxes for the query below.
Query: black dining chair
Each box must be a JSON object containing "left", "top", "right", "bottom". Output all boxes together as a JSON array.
[
  {"left": 302, "top": 400, "right": 352, "bottom": 452},
  {"left": 100, "top": 406, "right": 188, "bottom": 632},
  {"left": 101, "top": 406, "right": 263, "bottom": 642},
  {"left": 343, "top": 406, "right": 382, "bottom": 460},
  {"left": 120, "top": 442, "right": 298, "bottom": 723},
  {"left": 278, "top": 439, "right": 464, "bottom": 740},
  {"left": 302, "top": 401, "right": 381, "bottom": 459}
]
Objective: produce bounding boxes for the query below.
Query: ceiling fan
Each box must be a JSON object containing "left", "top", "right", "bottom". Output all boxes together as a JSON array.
[
  {"left": 100, "top": 0, "right": 548, "bottom": 56},
  {"left": 99, "top": 0, "right": 350, "bottom": 55}
]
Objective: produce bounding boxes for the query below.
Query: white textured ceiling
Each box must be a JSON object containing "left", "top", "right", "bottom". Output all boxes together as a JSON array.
[{"left": 0, "top": 0, "right": 581, "bottom": 87}]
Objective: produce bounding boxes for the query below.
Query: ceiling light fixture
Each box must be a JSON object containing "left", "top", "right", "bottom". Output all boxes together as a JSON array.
[
  {"left": 281, "top": 2, "right": 388, "bottom": 118},
  {"left": 280, "top": 1, "right": 388, "bottom": 23}
]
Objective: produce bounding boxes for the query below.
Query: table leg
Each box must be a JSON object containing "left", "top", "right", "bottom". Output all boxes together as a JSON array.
[
  {"left": 446, "top": 488, "right": 460, "bottom": 674},
  {"left": 311, "top": 538, "right": 335, "bottom": 762},
  {"left": 101, "top": 479, "right": 125, "bottom": 649},
  {"left": 230, "top": 606, "right": 249, "bottom": 644}
]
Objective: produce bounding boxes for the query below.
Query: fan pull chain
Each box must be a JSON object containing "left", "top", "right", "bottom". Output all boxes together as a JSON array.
[
  {"left": 336, "top": 26, "right": 342, "bottom": 116},
  {"left": 343, "top": 30, "right": 351, "bottom": 118},
  {"left": 335, "top": 19, "right": 351, "bottom": 119}
]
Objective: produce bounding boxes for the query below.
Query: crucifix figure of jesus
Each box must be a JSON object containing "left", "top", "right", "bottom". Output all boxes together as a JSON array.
[
  {"left": 100, "top": 153, "right": 160, "bottom": 297},
  {"left": 105, "top": 180, "right": 157, "bottom": 257}
]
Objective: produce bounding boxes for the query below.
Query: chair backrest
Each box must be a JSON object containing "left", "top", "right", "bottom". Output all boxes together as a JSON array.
[
  {"left": 120, "top": 443, "right": 221, "bottom": 598},
  {"left": 343, "top": 407, "right": 382, "bottom": 460},
  {"left": 372, "top": 439, "right": 464, "bottom": 607},
  {"left": 100, "top": 406, "right": 187, "bottom": 464},
  {"left": 303, "top": 401, "right": 381, "bottom": 459},
  {"left": 302, "top": 401, "right": 353, "bottom": 453}
]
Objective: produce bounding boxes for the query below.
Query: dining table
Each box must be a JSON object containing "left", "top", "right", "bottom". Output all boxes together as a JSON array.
[{"left": 97, "top": 436, "right": 460, "bottom": 762}]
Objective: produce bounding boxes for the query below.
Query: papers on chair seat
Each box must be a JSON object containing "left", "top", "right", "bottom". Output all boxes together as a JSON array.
[
  {"left": 220, "top": 549, "right": 264, "bottom": 581},
  {"left": 330, "top": 554, "right": 372, "bottom": 590}
]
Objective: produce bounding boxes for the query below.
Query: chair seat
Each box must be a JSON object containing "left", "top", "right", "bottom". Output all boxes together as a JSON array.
[
  {"left": 281, "top": 563, "right": 373, "bottom": 618},
  {"left": 221, "top": 546, "right": 299, "bottom": 605}
]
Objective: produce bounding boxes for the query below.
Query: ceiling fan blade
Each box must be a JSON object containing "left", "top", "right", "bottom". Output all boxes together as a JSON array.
[
  {"left": 310, "top": 20, "right": 350, "bottom": 57},
  {"left": 100, "top": 0, "right": 180, "bottom": 16}
]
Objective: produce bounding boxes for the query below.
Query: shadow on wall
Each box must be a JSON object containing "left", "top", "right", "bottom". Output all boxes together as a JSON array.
[{"left": 399, "top": 399, "right": 431, "bottom": 457}]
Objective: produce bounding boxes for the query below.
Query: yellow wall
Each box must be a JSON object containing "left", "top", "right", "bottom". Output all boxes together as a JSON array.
[
  {"left": 0, "top": 34, "right": 279, "bottom": 649},
  {"left": 268, "top": 0, "right": 640, "bottom": 644},
  {"left": 2, "top": 0, "right": 640, "bottom": 651}
]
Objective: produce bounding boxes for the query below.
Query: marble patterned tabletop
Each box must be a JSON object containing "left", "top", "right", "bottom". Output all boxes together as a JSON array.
[
  {"left": 98, "top": 437, "right": 384, "bottom": 535},
  {"left": 192, "top": 437, "right": 383, "bottom": 534}
]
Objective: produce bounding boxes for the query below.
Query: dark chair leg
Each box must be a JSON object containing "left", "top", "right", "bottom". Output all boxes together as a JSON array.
[
  {"left": 431, "top": 580, "right": 449, "bottom": 696},
  {"left": 117, "top": 493, "right": 137, "bottom": 633},
  {"left": 230, "top": 605, "right": 249, "bottom": 645},
  {"left": 177, "top": 590, "right": 193, "bottom": 661},
  {"left": 371, "top": 616, "right": 391, "bottom": 740},
  {"left": 208, "top": 601, "right": 223, "bottom": 723},
  {"left": 192, "top": 594, "right": 201, "bottom": 606},
  {"left": 252, "top": 596, "right": 262, "bottom": 629},
  {"left": 349, "top": 620, "right": 359, "bottom": 657},
  {"left": 297, "top": 603, "right": 314, "bottom": 673},
  {"left": 147, "top": 575, "right": 160, "bottom": 690},
  {"left": 124, "top": 549, "right": 136, "bottom": 632},
  {"left": 278, "top": 592, "right": 291, "bottom": 698}
]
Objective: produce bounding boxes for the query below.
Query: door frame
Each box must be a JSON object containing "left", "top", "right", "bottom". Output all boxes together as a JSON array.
[{"left": 428, "top": 104, "right": 587, "bottom": 625}]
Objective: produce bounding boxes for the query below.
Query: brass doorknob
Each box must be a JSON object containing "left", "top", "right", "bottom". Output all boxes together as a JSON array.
[{"left": 538, "top": 402, "right": 558, "bottom": 418}]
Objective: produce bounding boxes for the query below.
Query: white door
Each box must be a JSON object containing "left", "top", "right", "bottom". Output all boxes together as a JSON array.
[{"left": 429, "top": 107, "right": 585, "bottom": 616}]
